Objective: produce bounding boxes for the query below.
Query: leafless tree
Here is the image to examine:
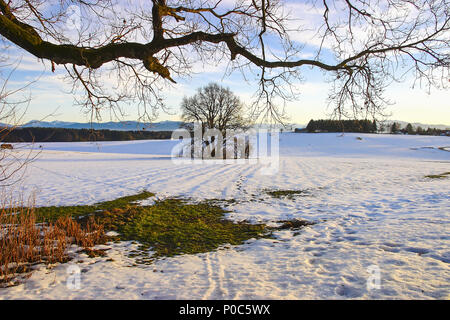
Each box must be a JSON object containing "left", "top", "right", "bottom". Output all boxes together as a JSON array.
[
  {"left": 181, "top": 82, "right": 251, "bottom": 158},
  {"left": 181, "top": 82, "right": 249, "bottom": 133},
  {"left": 0, "top": 59, "right": 39, "bottom": 186},
  {"left": 0, "top": 0, "right": 448, "bottom": 123}
]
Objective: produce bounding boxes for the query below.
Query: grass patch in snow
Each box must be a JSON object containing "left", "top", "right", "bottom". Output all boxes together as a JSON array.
[
  {"left": 276, "top": 219, "right": 315, "bottom": 230},
  {"left": 33, "top": 191, "right": 155, "bottom": 221},
  {"left": 202, "top": 198, "right": 241, "bottom": 206},
  {"left": 424, "top": 172, "right": 450, "bottom": 179},
  {"left": 29, "top": 192, "right": 315, "bottom": 265},
  {"left": 265, "top": 189, "right": 312, "bottom": 199},
  {"left": 98, "top": 198, "right": 271, "bottom": 263}
]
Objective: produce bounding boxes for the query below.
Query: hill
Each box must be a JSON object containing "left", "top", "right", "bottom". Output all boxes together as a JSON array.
[{"left": 17, "top": 120, "right": 184, "bottom": 131}]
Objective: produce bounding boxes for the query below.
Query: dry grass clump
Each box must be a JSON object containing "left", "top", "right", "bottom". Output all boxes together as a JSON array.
[{"left": 0, "top": 198, "right": 104, "bottom": 286}]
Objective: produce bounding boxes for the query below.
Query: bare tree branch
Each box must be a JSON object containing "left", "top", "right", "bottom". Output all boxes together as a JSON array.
[{"left": 0, "top": 0, "right": 448, "bottom": 121}]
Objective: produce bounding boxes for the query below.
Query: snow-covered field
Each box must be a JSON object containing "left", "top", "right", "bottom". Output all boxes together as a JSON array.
[{"left": 1, "top": 133, "right": 449, "bottom": 299}]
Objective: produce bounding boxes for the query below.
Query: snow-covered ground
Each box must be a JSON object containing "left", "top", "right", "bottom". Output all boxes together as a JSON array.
[{"left": 1, "top": 133, "right": 449, "bottom": 299}]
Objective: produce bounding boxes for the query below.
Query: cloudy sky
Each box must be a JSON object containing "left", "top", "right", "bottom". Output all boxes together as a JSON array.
[{"left": 1, "top": 0, "right": 449, "bottom": 126}]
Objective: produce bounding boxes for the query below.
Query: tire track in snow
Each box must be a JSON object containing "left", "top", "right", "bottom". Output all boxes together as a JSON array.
[
  {"left": 185, "top": 163, "right": 246, "bottom": 197},
  {"left": 202, "top": 253, "right": 217, "bottom": 299},
  {"left": 201, "top": 252, "right": 228, "bottom": 299},
  {"left": 221, "top": 163, "right": 262, "bottom": 199}
]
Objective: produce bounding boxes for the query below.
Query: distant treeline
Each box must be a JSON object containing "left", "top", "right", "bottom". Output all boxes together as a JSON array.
[
  {"left": 389, "top": 122, "right": 450, "bottom": 136},
  {"left": 305, "top": 119, "right": 378, "bottom": 133},
  {"left": 1, "top": 127, "right": 173, "bottom": 142}
]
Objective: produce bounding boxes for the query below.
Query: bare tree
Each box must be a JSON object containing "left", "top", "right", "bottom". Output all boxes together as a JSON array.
[
  {"left": 181, "top": 82, "right": 250, "bottom": 159},
  {"left": 0, "top": 59, "right": 38, "bottom": 186},
  {"left": 181, "top": 82, "right": 249, "bottom": 134},
  {"left": 0, "top": 0, "right": 448, "bottom": 122}
]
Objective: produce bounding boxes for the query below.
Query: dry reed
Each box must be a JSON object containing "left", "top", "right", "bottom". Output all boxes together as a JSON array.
[{"left": 0, "top": 197, "right": 104, "bottom": 286}]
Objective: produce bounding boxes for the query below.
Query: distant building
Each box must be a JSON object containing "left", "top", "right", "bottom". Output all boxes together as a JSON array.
[{"left": 1, "top": 143, "right": 13, "bottom": 149}]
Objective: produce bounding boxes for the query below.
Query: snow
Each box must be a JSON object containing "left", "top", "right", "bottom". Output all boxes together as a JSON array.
[{"left": 1, "top": 133, "right": 449, "bottom": 299}]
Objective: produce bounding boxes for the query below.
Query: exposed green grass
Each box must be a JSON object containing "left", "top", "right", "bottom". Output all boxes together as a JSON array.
[
  {"left": 265, "top": 189, "right": 312, "bottom": 199},
  {"left": 274, "top": 219, "right": 315, "bottom": 230},
  {"left": 202, "top": 198, "right": 241, "bottom": 207},
  {"left": 32, "top": 191, "right": 154, "bottom": 221},
  {"left": 28, "top": 191, "right": 315, "bottom": 264},
  {"left": 424, "top": 172, "right": 450, "bottom": 179},
  {"left": 98, "top": 198, "right": 271, "bottom": 261}
]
